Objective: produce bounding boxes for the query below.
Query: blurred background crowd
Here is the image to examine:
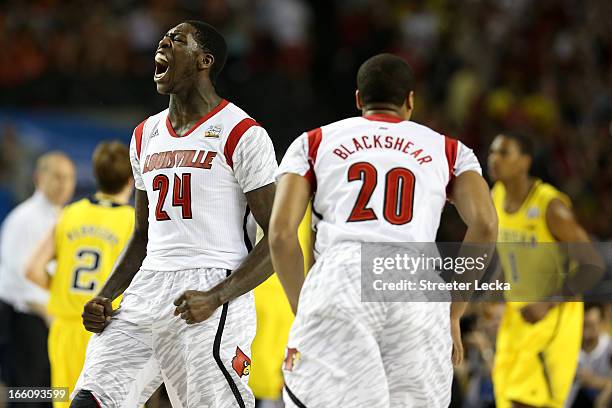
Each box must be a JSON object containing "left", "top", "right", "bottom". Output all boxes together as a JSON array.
[
  {"left": 0, "top": 0, "right": 611, "bottom": 407},
  {"left": 1, "top": 0, "right": 612, "bottom": 238}
]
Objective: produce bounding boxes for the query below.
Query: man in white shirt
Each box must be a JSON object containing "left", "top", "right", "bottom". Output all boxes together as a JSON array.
[
  {"left": 0, "top": 151, "right": 76, "bottom": 407},
  {"left": 567, "top": 303, "right": 612, "bottom": 408}
]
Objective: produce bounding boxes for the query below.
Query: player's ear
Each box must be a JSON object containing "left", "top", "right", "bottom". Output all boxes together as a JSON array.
[
  {"left": 355, "top": 90, "right": 363, "bottom": 110},
  {"left": 199, "top": 53, "right": 214, "bottom": 71},
  {"left": 406, "top": 91, "right": 415, "bottom": 111}
]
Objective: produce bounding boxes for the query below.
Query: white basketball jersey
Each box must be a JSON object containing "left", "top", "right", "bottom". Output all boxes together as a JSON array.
[
  {"left": 129, "top": 99, "right": 277, "bottom": 271},
  {"left": 276, "top": 113, "right": 481, "bottom": 257}
]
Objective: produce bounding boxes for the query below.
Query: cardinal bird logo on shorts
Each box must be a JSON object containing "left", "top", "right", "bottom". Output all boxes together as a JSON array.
[
  {"left": 232, "top": 347, "right": 251, "bottom": 377},
  {"left": 283, "top": 347, "right": 301, "bottom": 372}
]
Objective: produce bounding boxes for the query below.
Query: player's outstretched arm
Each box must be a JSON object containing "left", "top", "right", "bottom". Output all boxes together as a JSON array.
[
  {"left": 269, "top": 173, "right": 311, "bottom": 315},
  {"left": 25, "top": 226, "right": 56, "bottom": 290},
  {"left": 174, "top": 183, "right": 276, "bottom": 324},
  {"left": 82, "top": 189, "right": 148, "bottom": 333}
]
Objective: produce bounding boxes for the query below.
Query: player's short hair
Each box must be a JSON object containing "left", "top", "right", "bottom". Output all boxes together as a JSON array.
[
  {"left": 501, "top": 132, "right": 534, "bottom": 158},
  {"left": 185, "top": 20, "right": 227, "bottom": 84},
  {"left": 357, "top": 54, "right": 414, "bottom": 107},
  {"left": 92, "top": 141, "right": 132, "bottom": 195}
]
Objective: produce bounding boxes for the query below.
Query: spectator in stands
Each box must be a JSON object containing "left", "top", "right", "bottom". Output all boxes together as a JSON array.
[
  {"left": 567, "top": 303, "right": 612, "bottom": 408},
  {"left": 0, "top": 151, "right": 75, "bottom": 408}
]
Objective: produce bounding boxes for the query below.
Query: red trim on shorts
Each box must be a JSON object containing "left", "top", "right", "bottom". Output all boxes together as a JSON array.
[
  {"left": 305, "top": 127, "right": 323, "bottom": 190},
  {"left": 444, "top": 136, "right": 459, "bottom": 198},
  {"left": 224, "top": 118, "right": 260, "bottom": 169},
  {"left": 134, "top": 119, "right": 146, "bottom": 160},
  {"left": 166, "top": 99, "right": 229, "bottom": 138},
  {"left": 362, "top": 113, "right": 404, "bottom": 123}
]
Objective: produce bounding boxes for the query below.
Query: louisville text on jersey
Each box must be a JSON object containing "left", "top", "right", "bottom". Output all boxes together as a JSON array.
[{"left": 143, "top": 150, "right": 217, "bottom": 173}]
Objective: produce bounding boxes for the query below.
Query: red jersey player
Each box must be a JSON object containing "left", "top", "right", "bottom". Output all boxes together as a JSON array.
[
  {"left": 72, "top": 21, "right": 277, "bottom": 408},
  {"left": 270, "top": 54, "right": 498, "bottom": 407}
]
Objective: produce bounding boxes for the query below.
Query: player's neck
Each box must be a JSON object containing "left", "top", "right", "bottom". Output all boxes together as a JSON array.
[
  {"left": 362, "top": 102, "right": 411, "bottom": 120},
  {"left": 94, "top": 191, "right": 129, "bottom": 205},
  {"left": 168, "top": 88, "right": 222, "bottom": 134},
  {"left": 502, "top": 175, "right": 534, "bottom": 208},
  {"left": 362, "top": 108, "right": 404, "bottom": 119}
]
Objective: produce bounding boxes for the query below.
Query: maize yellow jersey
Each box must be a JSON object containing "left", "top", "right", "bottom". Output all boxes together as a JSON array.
[
  {"left": 492, "top": 180, "right": 583, "bottom": 408},
  {"left": 47, "top": 197, "right": 134, "bottom": 319},
  {"left": 492, "top": 179, "right": 571, "bottom": 302}
]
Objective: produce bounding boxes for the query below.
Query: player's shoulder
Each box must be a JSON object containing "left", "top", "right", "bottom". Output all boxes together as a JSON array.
[
  {"left": 219, "top": 101, "right": 266, "bottom": 138},
  {"left": 57, "top": 198, "right": 90, "bottom": 224},
  {"left": 491, "top": 181, "right": 504, "bottom": 195},
  {"left": 223, "top": 101, "right": 255, "bottom": 122},
  {"left": 137, "top": 109, "right": 168, "bottom": 136},
  {"left": 63, "top": 197, "right": 90, "bottom": 212},
  {"left": 533, "top": 180, "right": 571, "bottom": 207},
  {"left": 491, "top": 181, "right": 505, "bottom": 203},
  {"left": 406, "top": 120, "right": 446, "bottom": 139}
]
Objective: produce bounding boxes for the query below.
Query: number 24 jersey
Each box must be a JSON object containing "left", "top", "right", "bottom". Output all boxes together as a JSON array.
[
  {"left": 276, "top": 114, "right": 481, "bottom": 257},
  {"left": 130, "top": 99, "right": 277, "bottom": 271}
]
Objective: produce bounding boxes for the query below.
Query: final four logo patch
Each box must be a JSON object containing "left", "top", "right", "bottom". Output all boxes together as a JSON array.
[{"left": 205, "top": 124, "right": 223, "bottom": 138}]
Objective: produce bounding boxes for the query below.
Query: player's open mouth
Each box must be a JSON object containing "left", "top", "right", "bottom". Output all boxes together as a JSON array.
[{"left": 154, "top": 53, "right": 170, "bottom": 81}]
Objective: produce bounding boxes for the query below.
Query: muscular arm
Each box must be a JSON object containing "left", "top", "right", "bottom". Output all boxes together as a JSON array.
[
  {"left": 25, "top": 227, "right": 56, "bottom": 290},
  {"left": 209, "top": 183, "right": 276, "bottom": 303},
  {"left": 81, "top": 189, "right": 148, "bottom": 333},
  {"left": 174, "top": 183, "right": 276, "bottom": 324},
  {"left": 448, "top": 171, "right": 498, "bottom": 365},
  {"left": 269, "top": 174, "right": 311, "bottom": 315},
  {"left": 98, "top": 189, "right": 149, "bottom": 300},
  {"left": 449, "top": 171, "right": 499, "bottom": 318}
]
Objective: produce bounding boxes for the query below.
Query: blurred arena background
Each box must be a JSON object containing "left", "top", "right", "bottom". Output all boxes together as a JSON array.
[{"left": 0, "top": 0, "right": 610, "bottom": 407}]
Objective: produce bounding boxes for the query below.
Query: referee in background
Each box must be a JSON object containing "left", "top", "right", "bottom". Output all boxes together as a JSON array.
[{"left": 0, "top": 152, "right": 75, "bottom": 408}]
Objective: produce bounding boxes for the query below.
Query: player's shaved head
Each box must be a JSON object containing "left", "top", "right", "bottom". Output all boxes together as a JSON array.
[
  {"left": 35, "top": 151, "right": 76, "bottom": 206},
  {"left": 357, "top": 54, "right": 414, "bottom": 107},
  {"left": 184, "top": 20, "right": 227, "bottom": 84},
  {"left": 36, "top": 151, "right": 72, "bottom": 173}
]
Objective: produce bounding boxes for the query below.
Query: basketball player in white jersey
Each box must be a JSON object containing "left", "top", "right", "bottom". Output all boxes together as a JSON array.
[
  {"left": 270, "top": 54, "right": 498, "bottom": 407},
  {"left": 71, "top": 21, "right": 277, "bottom": 408}
]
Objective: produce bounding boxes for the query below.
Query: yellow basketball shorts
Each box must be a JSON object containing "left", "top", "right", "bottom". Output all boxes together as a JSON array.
[
  {"left": 493, "top": 302, "right": 583, "bottom": 408},
  {"left": 48, "top": 317, "right": 92, "bottom": 408}
]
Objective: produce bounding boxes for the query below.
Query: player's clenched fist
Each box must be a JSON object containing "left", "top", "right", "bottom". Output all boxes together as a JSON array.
[
  {"left": 82, "top": 296, "right": 113, "bottom": 333},
  {"left": 174, "top": 290, "right": 222, "bottom": 325}
]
